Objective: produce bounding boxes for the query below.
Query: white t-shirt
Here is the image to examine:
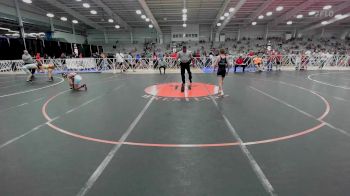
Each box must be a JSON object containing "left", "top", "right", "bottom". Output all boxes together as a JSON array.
[
  {"left": 178, "top": 51, "right": 192, "bottom": 63},
  {"left": 116, "top": 53, "right": 124, "bottom": 63}
]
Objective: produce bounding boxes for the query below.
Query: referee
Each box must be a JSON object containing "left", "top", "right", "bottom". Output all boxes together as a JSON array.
[{"left": 177, "top": 46, "right": 193, "bottom": 92}]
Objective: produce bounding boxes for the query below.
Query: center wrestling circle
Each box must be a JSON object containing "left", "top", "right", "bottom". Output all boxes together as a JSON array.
[
  {"left": 42, "top": 82, "right": 330, "bottom": 148},
  {"left": 144, "top": 82, "right": 219, "bottom": 98}
]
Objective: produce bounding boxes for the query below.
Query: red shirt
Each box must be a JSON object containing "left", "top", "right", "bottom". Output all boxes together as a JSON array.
[
  {"left": 236, "top": 58, "right": 244, "bottom": 64},
  {"left": 36, "top": 53, "right": 41, "bottom": 60},
  {"left": 171, "top": 52, "right": 177, "bottom": 59}
]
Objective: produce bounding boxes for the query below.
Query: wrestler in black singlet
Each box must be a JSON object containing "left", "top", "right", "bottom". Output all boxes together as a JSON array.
[{"left": 217, "top": 56, "right": 228, "bottom": 77}]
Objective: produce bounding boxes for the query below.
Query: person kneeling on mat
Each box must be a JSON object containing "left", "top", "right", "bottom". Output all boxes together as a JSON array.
[
  {"left": 62, "top": 72, "right": 87, "bottom": 91},
  {"left": 177, "top": 45, "right": 193, "bottom": 92}
]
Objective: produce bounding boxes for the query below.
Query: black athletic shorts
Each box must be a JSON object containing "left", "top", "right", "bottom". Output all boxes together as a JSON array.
[{"left": 217, "top": 68, "right": 227, "bottom": 77}]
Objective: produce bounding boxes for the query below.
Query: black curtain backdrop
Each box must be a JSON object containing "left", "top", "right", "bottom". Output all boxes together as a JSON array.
[
  {"left": 9, "top": 39, "right": 25, "bottom": 59},
  {"left": 0, "top": 38, "right": 11, "bottom": 60},
  {"left": 0, "top": 37, "right": 101, "bottom": 60},
  {"left": 98, "top": 46, "right": 103, "bottom": 53},
  {"left": 91, "top": 45, "right": 98, "bottom": 54},
  {"left": 83, "top": 44, "right": 91, "bottom": 57}
]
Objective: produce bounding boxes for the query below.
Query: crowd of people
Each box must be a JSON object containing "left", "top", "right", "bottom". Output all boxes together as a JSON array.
[
  {"left": 92, "top": 37, "right": 350, "bottom": 72},
  {"left": 14, "top": 36, "right": 350, "bottom": 96},
  {"left": 15, "top": 36, "right": 350, "bottom": 87}
]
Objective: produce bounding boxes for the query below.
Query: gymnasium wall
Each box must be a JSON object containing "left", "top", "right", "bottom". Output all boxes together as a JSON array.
[
  {"left": 53, "top": 31, "right": 87, "bottom": 44},
  {"left": 87, "top": 28, "right": 158, "bottom": 45},
  {"left": 199, "top": 25, "right": 212, "bottom": 42}
]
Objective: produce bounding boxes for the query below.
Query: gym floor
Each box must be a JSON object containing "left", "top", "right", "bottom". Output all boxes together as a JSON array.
[{"left": 0, "top": 70, "right": 350, "bottom": 196}]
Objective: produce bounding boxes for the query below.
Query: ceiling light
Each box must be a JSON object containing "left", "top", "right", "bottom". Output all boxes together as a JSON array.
[
  {"left": 323, "top": 5, "right": 332, "bottom": 10},
  {"left": 115, "top": 25, "right": 120, "bottom": 29},
  {"left": 149, "top": 24, "right": 153, "bottom": 28},
  {"left": 83, "top": 3, "right": 90, "bottom": 8},
  {"left": 22, "top": 0, "right": 32, "bottom": 4},
  {"left": 321, "top": 21, "right": 328, "bottom": 25},
  {"left": 90, "top": 10, "right": 97, "bottom": 15},
  {"left": 296, "top": 14, "right": 303, "bottom": 19},
  {"left": 145, "top": 18, "right": 150, "bottom": 22},
  {"left": 229, "top": 7, "right": 235, "bottom": 12},
  {"left": 183, "top": 17, "right": 187, "bottom": 21},
  {"left": 182, "top": 24, "right": 187, "bottom": 28},
  {"left": 336, "top": 14, "right": 349, "bottom": 20},
  {"left": 335, "top": 14, "right": 349, "bottom": 20},
  {"left": 286, "top": 21, "right": 293, "bottom": 25},
  {"left": 308, "top": 11, "right": 316, "bottom": 16},
  {"left": 108, "top": 19, "right": 114, "bottom": 23},
  {"left": 60, "top": 17, "right": 67, "bottom": 21},
  {"left": 76, "top": 0, "right": 82, "bottom": 1},
  {"left": 334, "top": 14, "right": 342, "bottom": 19},
  {"left": 258, "top": 15, "right": 264, "bottom": 19},
  {"left": 46, "top": 13, "right": 54, "bottom": 18},
  {"left": 141, "top": 15, "right": 146, "bottom": 19},
  {"left": 72, "top": 20, "right": 78, "bottom": 24},
  {"left": 224, "top": 12, "right": 229, "bottom": 17},
  {"left": 0, "top": 27, "right": 10, "bottom": 31},
  {"left": 252, "top": 21, "right": 257, "bottom": 25},
  {"left": 266, "top": 12, "right": 272, "bottom": 16},
  {"left": 220, "top": 16, "right": 225, "bottom": 20},
  {"left": 217, "top": 23, "right": 221, "bottom": 27},
  {"left": 182, "top": 14, "right": 187, "bottom": 18},
  {"left": 276, "top": 6, "right": 284, "bottom": 11},
  {"left": 182, "top": 9, "right": 187, "bottom": 14},
  {"left": 136, "top": 10, "right": 142, "bottom": 15}
]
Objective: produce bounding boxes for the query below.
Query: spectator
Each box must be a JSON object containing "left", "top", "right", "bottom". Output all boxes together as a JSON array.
[
  {"left": 152, "top": 52, "right": 158, "bottom": 69},
  {"left": 253, "top": 55, "right": 263, "bottom": 72},
  {"left": 234, "top": 55, "right": 245, "bottom": 73},
  {"left": 116, "top": 51, "right": 125, "bottom": 71}
]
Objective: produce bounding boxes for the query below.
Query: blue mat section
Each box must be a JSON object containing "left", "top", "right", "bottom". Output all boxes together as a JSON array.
[{"left": 202, "top": 67, "right": 257, "bottom": 73}]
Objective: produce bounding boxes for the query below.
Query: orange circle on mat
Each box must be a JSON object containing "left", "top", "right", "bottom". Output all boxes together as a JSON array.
[{"left": 144, "top": 82, "right": 219, "bottom": 98}]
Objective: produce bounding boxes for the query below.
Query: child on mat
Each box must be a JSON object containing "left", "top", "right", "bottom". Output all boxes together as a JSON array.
[
  {"left": 62, "top": 72, "right": 87, "bottom": 91},
  {"left": 37, "top": 61, "right": 56, "bottom": 82}
]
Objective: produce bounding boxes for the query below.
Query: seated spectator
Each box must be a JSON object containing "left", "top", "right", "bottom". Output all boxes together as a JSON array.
[
  {"left": 253, "top": 56, "right": 263, "bottom": 72},
  {"left": 234, "top": 55, "right": 246, "bottom": 73}
]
